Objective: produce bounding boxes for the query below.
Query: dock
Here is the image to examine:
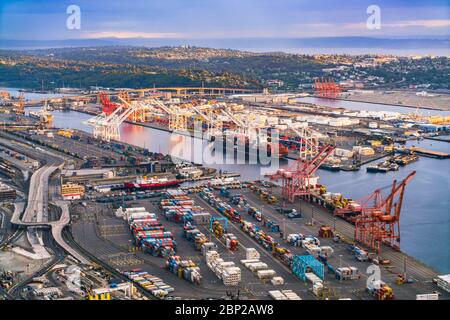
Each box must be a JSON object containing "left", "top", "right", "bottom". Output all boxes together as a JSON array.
[
  {"left": 424, "top": 136, "right": 450, "bottom": 143},
  {"left": 407, "top": 147, "right": 450, "bottom": 159}
]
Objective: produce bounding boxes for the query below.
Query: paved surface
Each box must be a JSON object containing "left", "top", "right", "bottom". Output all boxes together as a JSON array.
[
  {"left": 6, "top": 145, "right": 89, "bottom": 264},
  {"left": 234, "top": 186, "right": 450, "bottom": 299},
  {"left": 10, "top": 166, "right": 89, "bottom": 263}
]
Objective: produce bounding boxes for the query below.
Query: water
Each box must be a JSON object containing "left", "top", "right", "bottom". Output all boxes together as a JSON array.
[
  {"left": 28, "top": 107, "right": 450, "bottom": 273},
  {"left": 297, "top": 97, "right": 450, "bottom": 117},
  {"left": 1, "top": 87, "right": 72, "bottom": 101},
  {"left": 250, "top": 48, "right": 450, "bottom": 57}
]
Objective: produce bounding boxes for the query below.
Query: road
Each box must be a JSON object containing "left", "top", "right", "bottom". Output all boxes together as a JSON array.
[{"left": 10, "top": 164, "right": 89, "bottom": 264}]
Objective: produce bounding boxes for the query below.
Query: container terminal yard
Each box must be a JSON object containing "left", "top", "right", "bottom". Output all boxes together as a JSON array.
[{"left": 0, "top": 85, "right": 448, "bottom": 302}]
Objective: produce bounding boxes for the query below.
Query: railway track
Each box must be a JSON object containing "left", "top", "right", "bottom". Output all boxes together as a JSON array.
[
  {"left": 7, "top": 229, "right": 65, "bottom": 299},
  {"left": 63, "top": 227, "right": 156, "bottom": 300}
]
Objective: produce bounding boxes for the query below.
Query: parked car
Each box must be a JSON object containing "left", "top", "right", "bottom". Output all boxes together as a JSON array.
[
  {"left": 276, "top": 207, "right": 297, "bottom": 215},
  {"left": 287, "top": 211, "right": 302, "bottom": 219}
]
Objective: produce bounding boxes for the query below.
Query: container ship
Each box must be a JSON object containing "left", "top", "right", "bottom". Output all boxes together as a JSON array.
[{"left": 124, "top": 176, "right": 181, "bottom": 190}]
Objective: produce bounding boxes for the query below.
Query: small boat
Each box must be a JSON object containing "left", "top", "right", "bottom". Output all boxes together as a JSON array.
[
  {"left": 367, "top": 161, "right": 398, "bottom": 173},
  {"left": 320, "top": 163, "right": 340, "bottom": 171},
  {"left": 340, "top": 164, "right": 360, "bottom": 171}
]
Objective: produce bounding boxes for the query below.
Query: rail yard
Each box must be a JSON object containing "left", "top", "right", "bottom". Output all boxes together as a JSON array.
[{"left": 0, "top": 84, "right": 448, "bottom": 302}]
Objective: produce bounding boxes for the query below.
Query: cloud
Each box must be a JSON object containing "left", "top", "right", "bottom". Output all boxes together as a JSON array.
[
  {"left": 383, "top": 19, "right": 450, "bottom": 28},
  {"left": 82, "top": 31, "right": 183, "bottom": 39},
  {"left": 343, "top": 19, "right": 450, "bottom": 30}
]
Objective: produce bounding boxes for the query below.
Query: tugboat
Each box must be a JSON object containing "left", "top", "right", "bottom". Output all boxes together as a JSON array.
[
  {"left": 340, "top": 164, "right": 360, "bottom": 171},
  {"left": 320, "top": 163, "right": 341, "bottom": 171}
]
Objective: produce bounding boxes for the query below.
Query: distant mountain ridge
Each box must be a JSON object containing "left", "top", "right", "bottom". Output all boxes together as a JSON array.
[{"left": 1, "top": 37, "right": 449, "bottom": 51}]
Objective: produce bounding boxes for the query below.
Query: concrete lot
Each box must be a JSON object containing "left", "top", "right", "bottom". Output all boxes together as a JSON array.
[
  {"left": 341, "top": 90, "right": 450, "bottom": 111},
  {"left": 70, "top": 185, "right": 450, "bottom": 300}
]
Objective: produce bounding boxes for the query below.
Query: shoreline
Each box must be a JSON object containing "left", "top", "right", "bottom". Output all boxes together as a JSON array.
[{"left": 309, "top": 95, "right": 450, "bottom": 112}]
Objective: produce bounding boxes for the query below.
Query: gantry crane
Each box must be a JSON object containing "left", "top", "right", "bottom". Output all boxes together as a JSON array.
[
  {"left": 221, "top": 107, "right": 248, "bottom": 136},
  {"left": 314, "top": 77, "right": 341, "bottom": 98},
  {"left": 98, "top": 92, "right": 118, "bottom": 115},
  {"left": 151, "top": 99, "right": 191, "bottom": 131},
  {"left": 267, "top": 145, "right": 335, "bottom": 202},
  {"left": 117, "top": 96, "right": 146, "bottom": 122},
  {"left": 291, "top": 127, "right": 320, "bottom": 160},
  {"left": 345, "top": 171, "right": 416, "bottom": 253},
  {"left": 98, "top": 91, "right": 130, "bottom": 115},
  {"left": 86, "top": 100, "right": 146, "bottom": 141},
  {"left": 192, "top": 104, "right": 223, "bottom": 138}
]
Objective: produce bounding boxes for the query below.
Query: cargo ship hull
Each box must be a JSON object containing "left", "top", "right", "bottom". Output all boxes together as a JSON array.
[{"left": 124, "top": 180, "right": 181, "bottom": 190}]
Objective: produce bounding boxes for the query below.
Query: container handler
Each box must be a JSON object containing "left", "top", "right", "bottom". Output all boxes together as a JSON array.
[{"left": 367, "top": 280, "right": 394, "bottom": 300}]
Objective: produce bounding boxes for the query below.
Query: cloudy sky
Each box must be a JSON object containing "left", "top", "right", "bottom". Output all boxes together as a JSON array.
[{"left": 1, "top": 0, "right": 449, "bottom": 40}]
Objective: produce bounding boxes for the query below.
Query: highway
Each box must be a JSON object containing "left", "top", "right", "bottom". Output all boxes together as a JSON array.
[{"left": 10, "top": 163, "right": 90, "bottom": 264}]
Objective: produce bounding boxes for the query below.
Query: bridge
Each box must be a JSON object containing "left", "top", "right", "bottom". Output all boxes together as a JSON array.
[
  {"left": 23, "top": 86, "right": 260, "bottom": 106},
  {"left": 130, "top": 86, "right": 259, "bottom": 95},
  {"left": 10, "top": 163, "right": 90, "bottom": 264}
]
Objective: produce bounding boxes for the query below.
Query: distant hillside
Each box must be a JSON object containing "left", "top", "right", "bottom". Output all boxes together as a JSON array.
[
  {"left": 0, "top": 50, "right": 260, "bottom": 90},
  {"left": 0, "top": 45, "right": 448, "bottom": 91},
  {"left": 1, "top": 36, "right": 449, "bottom": 51}
]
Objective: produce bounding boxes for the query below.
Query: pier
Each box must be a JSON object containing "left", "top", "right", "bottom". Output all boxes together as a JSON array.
[{"left": 406, "top": 147, "right": 450, "bottom": 159}]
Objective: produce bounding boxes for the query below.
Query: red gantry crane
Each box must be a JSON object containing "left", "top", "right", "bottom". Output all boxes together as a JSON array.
[
  {"left": 98, "top": 91, "right": 131, "bottom": 115},
  {"left": 267, "top": 145, "right": 335, "bottom": 203},
  {"left": 314, "top": 77, "right": 341, "bottom": 98},
  {"left": 336, "top": 171, "right": 416, "bottom": 253},
  {"left": 98, "top": 92, "right": 118, "bottom": 115}
]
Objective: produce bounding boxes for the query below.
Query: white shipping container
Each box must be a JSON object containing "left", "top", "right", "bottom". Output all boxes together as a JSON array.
[
  {"left": 269, "top": 290, "right": 288, "bottom": 300},
  {"left": 282, "top": 290, "right": 302, "bottom": 300},
  {"left": 305, "top": 272, "right": 323, "bottom": 285},
  {"left": 271, "top": 277, "right": 284, "bottom": 285},
  {"left": 257, "top": 269, "right": 276, "bottom": 279},
  {"left": 248, "top": 262, "right": 268, "bottom": 272},
  {"left": 313, "top": 282, "right": 324, "bottom": 297},
  {"left": 416, "top": 293, "right": 439, "bottom": 300},
  {"left": 245, "top": 248, "right": 260, "bottom": 260},
  {"left": 241, "top": 259, "right": 260, "bottom": 266}
]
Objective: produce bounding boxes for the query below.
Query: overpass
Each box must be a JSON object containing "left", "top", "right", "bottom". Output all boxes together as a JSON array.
[
  {"left": 10, "top": 163, "right": 90, "bottom": 264},
  {"left": 23, "top": 86, "right": 261, "bottom": 105},
  {"left": 130, "top": 86, "right": 259, "bottom": 95}
]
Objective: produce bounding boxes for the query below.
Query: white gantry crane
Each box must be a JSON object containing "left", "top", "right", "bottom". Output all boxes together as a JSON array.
[
  {"left": 151, "top": 99, "right": 191, "bottom": 131},
  {"left": 291, "top": 127, "right": 321, "bottom": 160},
  {"left": 192, "top": 104, "right": 223, "bottom": 138},
  {"left": 85, "top": 99, "right": 146, "bottom": 141},
  {"left": 221, "top": 107, "right": 248, "bottom": 136}
]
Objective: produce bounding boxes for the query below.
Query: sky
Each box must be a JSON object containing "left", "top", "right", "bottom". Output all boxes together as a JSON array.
[{"left": 0, "top": 0, "right": 449, "bottom": 40}]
